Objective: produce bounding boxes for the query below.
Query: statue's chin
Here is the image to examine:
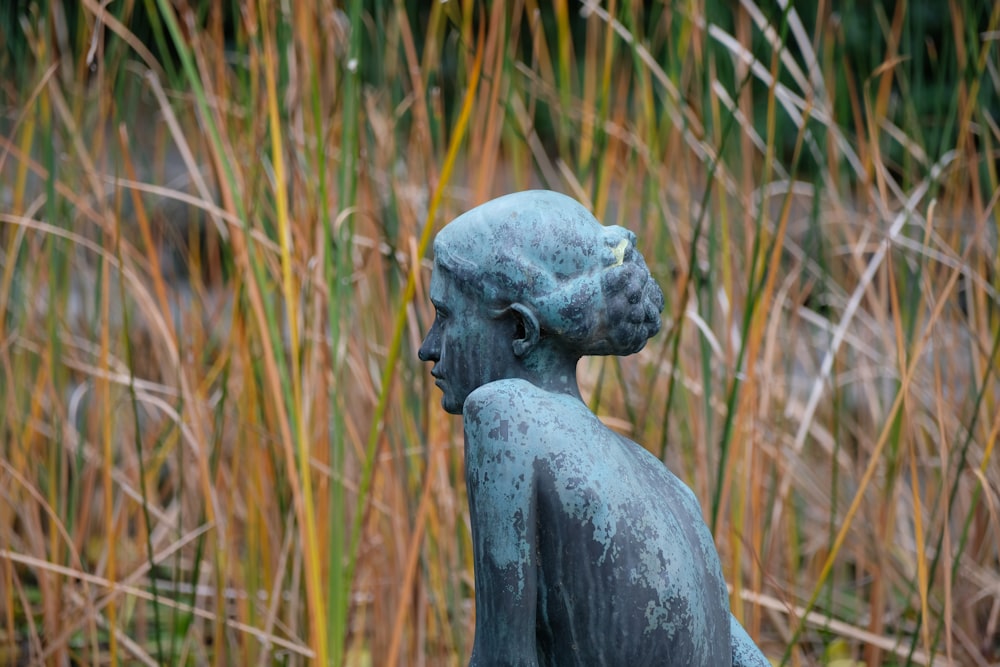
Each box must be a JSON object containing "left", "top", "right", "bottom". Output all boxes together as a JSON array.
[{"left": 441, "top": 394, "right": 464, "bottom": 415}]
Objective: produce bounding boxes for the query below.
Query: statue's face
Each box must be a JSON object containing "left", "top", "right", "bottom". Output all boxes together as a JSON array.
[{"left": 418, "top": 265, "right": 516, "bottom": 414}]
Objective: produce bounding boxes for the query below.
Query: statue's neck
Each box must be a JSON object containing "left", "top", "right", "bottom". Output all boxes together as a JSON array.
[{"left": 516, "top": 350, "right": 583, "bottom": 402}]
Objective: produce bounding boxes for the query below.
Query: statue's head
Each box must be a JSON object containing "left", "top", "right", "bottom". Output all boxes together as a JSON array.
[{"left": 418, "top": 190, "right": 664, "bottom": 414}]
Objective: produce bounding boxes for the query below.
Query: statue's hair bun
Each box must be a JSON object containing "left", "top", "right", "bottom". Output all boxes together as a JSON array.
[
  {"left": 567, "top": 230, "right": 663, "bottom": 356},
  {"left": 593, "top": 238, "right": 664, "bottom": 355},
  {"left": 528, "top": 228, "right": 664, "bottom": 356}
]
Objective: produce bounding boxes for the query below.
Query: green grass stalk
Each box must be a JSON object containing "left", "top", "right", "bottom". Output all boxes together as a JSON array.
[
  {"left": 344, "top": 26, "right": 485, "bottom": 644},
  {"left": 261, "top": 7, "right": 329, "bottom": 665}
]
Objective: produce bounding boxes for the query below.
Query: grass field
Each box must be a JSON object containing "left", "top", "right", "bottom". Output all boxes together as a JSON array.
[{"left": 1, "top": 1, "right": 999, "bottom": 665}]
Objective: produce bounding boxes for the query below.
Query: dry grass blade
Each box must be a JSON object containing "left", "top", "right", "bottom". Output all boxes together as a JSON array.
[
  {"left": 784, "top": 229, "right": 971, "bottom": 659},
  {"left": 737, "top": 588, "right": 949, "bottom": 666},
  {"left": 775, "top": 155, "right": 955, "bottom": 533},
  {"left": 0, "top": 550, "right": 313, "bottom": 658},
  {"left": 1, "top": 1, "right": 996, "bottom": 664}
]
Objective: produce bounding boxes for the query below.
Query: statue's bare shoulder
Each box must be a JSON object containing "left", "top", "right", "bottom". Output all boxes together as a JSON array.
[{"left": 463, "top": 379, "right": 600, "bottom": 454}]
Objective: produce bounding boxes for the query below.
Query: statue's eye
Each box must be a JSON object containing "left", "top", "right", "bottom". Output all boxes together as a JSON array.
[{"left": 435, "top": 307, "right": 448, "bottom": 321}]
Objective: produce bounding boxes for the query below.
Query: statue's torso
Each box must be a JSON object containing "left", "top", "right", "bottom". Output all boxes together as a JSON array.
[{"left": 465, "top": 380, "right": 731, "bottom": 666}]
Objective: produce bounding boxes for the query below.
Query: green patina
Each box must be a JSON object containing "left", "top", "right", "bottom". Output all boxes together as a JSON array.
[{"left": 419, "top": 191, "right": 768, "bottom": 666}]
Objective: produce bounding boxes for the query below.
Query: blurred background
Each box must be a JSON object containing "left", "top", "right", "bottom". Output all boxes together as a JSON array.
[{"left": 1, "top": 1, "right": 998, "bottom": 665}]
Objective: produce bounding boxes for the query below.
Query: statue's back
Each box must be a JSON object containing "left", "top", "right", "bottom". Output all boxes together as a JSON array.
[{"left": 480, "top": 380, "right": 732, "bottom": 666}]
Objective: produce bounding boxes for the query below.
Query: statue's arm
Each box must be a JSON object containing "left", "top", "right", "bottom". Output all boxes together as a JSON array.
[
  {"left": 463, "top": 384, "right": 540, "bottom": 667},
  {"left": 731, "top": 614, "right": 770, "bottom": 666}
]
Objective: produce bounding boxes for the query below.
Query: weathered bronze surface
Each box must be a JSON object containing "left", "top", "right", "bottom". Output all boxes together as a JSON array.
[{"left": 419, "top": 191, "right": 769, "bottom": 666}]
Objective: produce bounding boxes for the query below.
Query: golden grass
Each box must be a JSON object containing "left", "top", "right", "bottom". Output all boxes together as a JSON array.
[{"left": 1, "top": 1, "right": 998, "bottom": 665}]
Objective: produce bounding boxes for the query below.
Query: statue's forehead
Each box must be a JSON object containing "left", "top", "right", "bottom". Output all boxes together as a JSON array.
[{"left": 428, "top": 263, "right": 451, "bottom": 303}]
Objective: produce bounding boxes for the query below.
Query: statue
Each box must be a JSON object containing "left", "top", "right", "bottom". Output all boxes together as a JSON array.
[{"left": 418, "top": 191, "right": 769, "bottom": 666}]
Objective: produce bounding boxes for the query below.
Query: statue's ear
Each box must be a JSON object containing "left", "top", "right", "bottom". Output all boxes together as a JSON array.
[{"left": 509, "top": 303, "right": 540, "bottom": 358}]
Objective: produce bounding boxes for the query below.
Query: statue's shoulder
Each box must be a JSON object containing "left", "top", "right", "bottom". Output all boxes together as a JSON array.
[
  {"left": 462, "top": 379, "right": 595, "bottom": 457},
  {"left": 462, "top": 378, "right": 549, "bottom": 426},
  {"left": 461, "top": 380, "right": 549, "bottom": 465}
]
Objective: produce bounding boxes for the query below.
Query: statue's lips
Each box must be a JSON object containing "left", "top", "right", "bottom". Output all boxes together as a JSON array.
[{"left": 431, "top": 369, "right": 445, "bottom": 388}]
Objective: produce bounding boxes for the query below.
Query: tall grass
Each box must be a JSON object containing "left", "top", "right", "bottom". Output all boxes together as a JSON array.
[{"left": 1, "top": 1, "right": 998, "bottom": 665}]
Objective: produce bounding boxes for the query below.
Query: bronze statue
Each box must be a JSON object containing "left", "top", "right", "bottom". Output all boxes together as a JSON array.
[{"left": 419, "top": 190, "right": 768, "bottom": 666}]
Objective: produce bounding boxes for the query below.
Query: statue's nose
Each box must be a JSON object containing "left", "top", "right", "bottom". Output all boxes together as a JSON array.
[{"left": 418, "top": 330, "right": 439, "bottom": 362}]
